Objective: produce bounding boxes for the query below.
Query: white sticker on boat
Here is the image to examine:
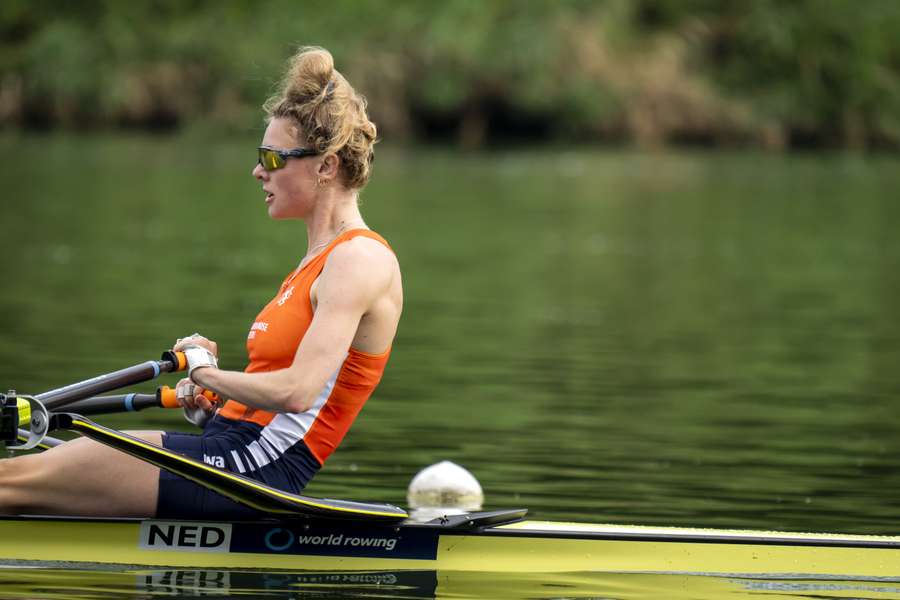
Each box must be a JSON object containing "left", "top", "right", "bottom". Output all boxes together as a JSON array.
[{"left": 139, "top": 521, "right": 232, "bottom": 553}]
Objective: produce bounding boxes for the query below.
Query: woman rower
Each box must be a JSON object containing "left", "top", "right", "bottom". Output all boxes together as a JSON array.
[{"left": 0, "top": 46, "right": 402, "bottom": 518}]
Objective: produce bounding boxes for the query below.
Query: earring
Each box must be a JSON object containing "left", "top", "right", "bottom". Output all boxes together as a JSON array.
[{"left": 317, "top": 178, "right": 326, "bottom": 188}]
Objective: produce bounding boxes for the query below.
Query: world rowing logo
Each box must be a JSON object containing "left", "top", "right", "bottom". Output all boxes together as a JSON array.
[
  {"left": 262, "top": 527, "right": 399, "bottom": 553},
  {"left": 230, "top": 524, "right": 438, "bottom": 559},
  {"left": 264, "top": 528, "right": 295, "bottom": 551},
  {"left": 277, "top": 286, "right": 294, "bottom": 306}
]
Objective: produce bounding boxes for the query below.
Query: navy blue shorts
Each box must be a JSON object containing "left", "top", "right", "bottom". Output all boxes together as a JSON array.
[{"left": 157, "top": 415, "right": 321, "bottom": 520}]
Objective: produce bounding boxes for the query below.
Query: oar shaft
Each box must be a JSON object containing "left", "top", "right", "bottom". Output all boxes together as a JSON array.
[
  {"left": 39, "top": 361, "right": 172, "bottom": 410},
  {"left": 63, "top": 393, "right": 159, "bottom": 415},
  {"left": 38, "top": 352, "right": 186, "bottom": 411}
]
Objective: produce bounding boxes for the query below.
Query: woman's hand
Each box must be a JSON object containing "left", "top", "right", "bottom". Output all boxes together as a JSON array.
[
  {"left": 174, "top": 377, "right": 218, "bottom": 427},
  {"left": 173, "top": 333, "right": 219, "bottom": 383}
]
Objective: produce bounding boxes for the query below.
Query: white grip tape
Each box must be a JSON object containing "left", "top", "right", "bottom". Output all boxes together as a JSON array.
[{"left": 184, "top": 345, "right": 218, "bottom": 379}]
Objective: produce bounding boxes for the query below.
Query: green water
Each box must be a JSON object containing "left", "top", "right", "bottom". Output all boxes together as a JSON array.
[{"left": 1, "top": 134, "right": 899, "bottom": 598}]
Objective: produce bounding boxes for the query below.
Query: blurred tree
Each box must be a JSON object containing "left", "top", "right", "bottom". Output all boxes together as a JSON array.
[{"left": 0, "top": 0, "right": 896, "bottom": 149}]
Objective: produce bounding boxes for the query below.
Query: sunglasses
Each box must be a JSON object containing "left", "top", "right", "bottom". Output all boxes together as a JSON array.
[{"left": 257, "top": 146, "right": 321, "bottom": 171}]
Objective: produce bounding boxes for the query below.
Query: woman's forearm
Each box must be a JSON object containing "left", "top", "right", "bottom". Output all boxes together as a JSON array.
[{"left": 192, "top": 367, "right": 316, "bottom": 414}]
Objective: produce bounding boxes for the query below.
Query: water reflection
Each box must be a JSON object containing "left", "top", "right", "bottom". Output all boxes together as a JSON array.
[{"left": 3, "top": 568, "right": 900, "bottom": 600}]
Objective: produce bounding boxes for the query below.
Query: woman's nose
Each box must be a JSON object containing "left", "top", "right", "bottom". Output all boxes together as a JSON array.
[{"left": 252, "top": 163, "right": 266, "bottom": 179}]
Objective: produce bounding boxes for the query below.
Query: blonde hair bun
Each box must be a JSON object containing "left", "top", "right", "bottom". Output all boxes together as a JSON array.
[
  {"left": 283, "top": 48, "right": 334, "bottom": 105},
  {"left": 265, "top": 46, "right": 376, "bottom": 190}
]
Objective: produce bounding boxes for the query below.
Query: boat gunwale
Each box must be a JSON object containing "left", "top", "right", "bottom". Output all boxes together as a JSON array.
[{"left": 476, "top": 525, "right": 900, "bottom": 549}]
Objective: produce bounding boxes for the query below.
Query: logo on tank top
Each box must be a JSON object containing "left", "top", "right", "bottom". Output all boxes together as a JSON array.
[
  {"left": 277, "top": 285, "right": 295, "bottom": 306},
  {"left": 247, "top": 321, "right": 269, "bottom": 340}
]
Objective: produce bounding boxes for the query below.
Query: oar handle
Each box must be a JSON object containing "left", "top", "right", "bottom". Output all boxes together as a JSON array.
[
  {"left": 157, "top": 385, "right": 220, "bottom": 408},
  {"left": 160, "top": 350, "right": 188, "bottom": 372}
]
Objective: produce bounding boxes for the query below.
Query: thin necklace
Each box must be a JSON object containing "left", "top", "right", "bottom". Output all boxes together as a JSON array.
[
  {"left": 305, "top": 239, "right": 332, "bottom": 256},
  {"left": 283, "top": 221, "right": 366, "bottom": 288},
  {"left": 306, "top": 220, "right": 365, "bottom": 257}
]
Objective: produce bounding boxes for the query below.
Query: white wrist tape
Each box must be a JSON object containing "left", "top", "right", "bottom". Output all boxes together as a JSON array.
[
  {"left": 184, "top": 345, "right": 218, "bottom": 379},
  {"left": 183, "top": 405, "right": 215, "bottom": 428}
]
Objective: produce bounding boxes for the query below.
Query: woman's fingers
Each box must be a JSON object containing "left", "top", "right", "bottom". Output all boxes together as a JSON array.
[
  {"left": 173, "top": 332, "right": 218, "bottom": 356},
  {"left": 175, "top": 378, "right": 193, "bottom": 408},
  {"left": 196, "top": 392, "right": 213, "bottom": 412},
  {"left": 175, "top": 378, "right": 213, "bottom": 411}
]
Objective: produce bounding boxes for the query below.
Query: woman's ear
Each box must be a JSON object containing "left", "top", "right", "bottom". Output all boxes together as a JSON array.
[{"left": 318, "top": 153, "right": 341, "bottom": 182}]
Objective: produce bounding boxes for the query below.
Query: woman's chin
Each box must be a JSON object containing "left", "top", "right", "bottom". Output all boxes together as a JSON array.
[
  {"left": 267, "top": 205, "right": 298, "bottom": 220},
  {"left": 266, "top": 203, "right": 283, "bottom": 219}
]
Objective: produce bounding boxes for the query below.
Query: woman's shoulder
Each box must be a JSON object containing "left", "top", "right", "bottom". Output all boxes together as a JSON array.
[
  {"left": 335, "top": 230, "right": 395, "bottom": 260},
  {"left": 343, "top": 229, "right": 393, "bottom": 252},
  {"left": 324, "top": 233, "right": 399, "bottom": 281}
]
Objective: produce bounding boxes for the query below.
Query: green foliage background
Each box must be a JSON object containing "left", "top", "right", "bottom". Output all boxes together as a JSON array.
[{"left": 1, "top": 0, "right": 898, "bottom": 149}]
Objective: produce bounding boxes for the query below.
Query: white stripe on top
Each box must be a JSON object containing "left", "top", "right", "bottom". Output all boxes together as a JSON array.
[
  {"left": 244, "top": 359, "right": 343, "bottom": 465},
  {"left": 230, "top": 450, "right": 247, "bottom": 473},
  {"left": 246, "top": 440, "right": 271, "bottom": 469}
]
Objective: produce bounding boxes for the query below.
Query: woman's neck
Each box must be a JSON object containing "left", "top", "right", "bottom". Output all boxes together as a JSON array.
[{"left": 304, "top": 199, "right": 367, "bottom": 256}]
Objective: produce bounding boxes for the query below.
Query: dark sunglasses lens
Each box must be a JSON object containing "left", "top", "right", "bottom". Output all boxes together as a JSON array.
[{"left": 258, "top": 149, "right": 284, "bottom": 171}]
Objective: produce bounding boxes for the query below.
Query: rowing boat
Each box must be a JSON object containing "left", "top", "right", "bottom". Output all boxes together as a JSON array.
[
  {"left": 2, "top": 509, "right": 900, "bottom": 577},
  {"left": 3, "top": 354, "right": 900, "bottom": 579}
]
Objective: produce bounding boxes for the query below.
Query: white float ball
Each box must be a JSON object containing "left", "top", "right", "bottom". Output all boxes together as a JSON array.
[{"left": 407, "top": 461, "right": 484, "bottom": 516}]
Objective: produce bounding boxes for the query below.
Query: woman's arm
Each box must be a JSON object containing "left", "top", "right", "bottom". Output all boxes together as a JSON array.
[{"left": 177, "top": 238, "right": 395, "bottom": 414}]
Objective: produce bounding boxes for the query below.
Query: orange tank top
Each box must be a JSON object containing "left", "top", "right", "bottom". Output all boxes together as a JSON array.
[{"left": 218, "top": 229, "right": 393, "bottom": 466}]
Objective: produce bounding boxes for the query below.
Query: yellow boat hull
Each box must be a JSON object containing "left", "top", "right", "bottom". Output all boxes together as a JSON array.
[{"left": 2, "top": 516, "right": 900, "bottom": 577}]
